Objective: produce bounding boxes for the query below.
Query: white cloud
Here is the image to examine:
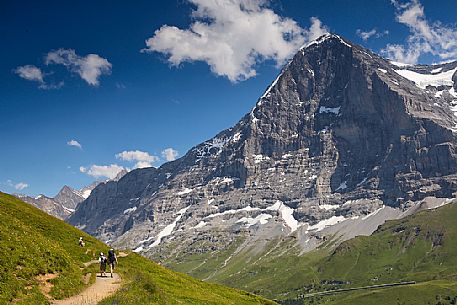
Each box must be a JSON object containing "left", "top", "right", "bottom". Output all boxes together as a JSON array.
[
  {"left": 383, "top": 43, "right": 421, "bottom": 64},
  {"left": 79, "top": 164, "right": 125, "bottom": 179},
  {"left": 14, "top": 65, "right": 44, "bottom": 83},
  {"left": 382, "top": 0, "right": 457, "bottom": 64},
  {"left": 161, "top": 148, "right": 179, "bottom": 161},
  {"left": 356, "top": 28, "right": 389, "bottom": 41},
  {"left": 15, "top": 182, "right": 29, "bottom": 190},
  {"left": 116, "top": 150, "right": 159, "bottom": 168},
  {"left": 134, "top": 161, "right": 154, "bottom": 169},
  {"left": 67, "top": 139, "right": 82, "bottom": 149},
  {"left": 307, "top": 17, "right": 328, "bottom": 41},
  {"left": 4, "top": 180, "right": 28, "bottom": 191},
  {"left": 45, "top": 49, "right": 112, "bottom": 86},
  {"left": 143, "top": 0, "right": 328, "bottom": 82}
]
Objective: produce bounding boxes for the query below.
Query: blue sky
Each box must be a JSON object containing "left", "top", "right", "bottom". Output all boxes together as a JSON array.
[{"left": 1, "top": 0, "right": 456, "bottom": 196}]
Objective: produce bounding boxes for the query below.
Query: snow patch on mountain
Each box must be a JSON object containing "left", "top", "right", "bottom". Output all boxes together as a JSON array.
[
  {"left": 232, "top": 132, "right": 242, "bottom": 143},
  {"left": 319, "top": 106, "right": 341, "bottom": 115},
  {"left": 319, "top": 204, "right": 339, "bottom": 210},
  {"left": 306, "top": 215, "right": 346, "bottom": 232},
  {"left": 205, "top": 206, "right": 260, "bottom": 219},
  {"left": 193, "top": 221, "right": 207, "bottom": 229},
  {"left": 62, "top": 206, "right": 75, "bottom": 213},
  {"left": 253, "top": 154, "right": 271, "bottom": 164},
  {"left": 237, "top": 214, "right": 272, "bottom": 228},
  {"left": 394, "top": 67, "right": 457, "bottom": 89},
  {"left": 267, "top": 200, "right": 299, "bottom": 232},
  {"left": 150, "top": 206, "right": 190, "bottom": 248},
  {"left": 177, "top": 188, "right": 193, "bottom": 195},
  {"left": 123, "top": 207, "right": 137, "bottom": 214},
  {"left": 450, "top": 87, "right": 457, "bottom": 98}
]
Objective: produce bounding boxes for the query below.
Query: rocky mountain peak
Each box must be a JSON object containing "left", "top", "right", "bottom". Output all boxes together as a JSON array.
[
  {"left": 56, "top": 185, "right": 76, "bottom": 196},
  {"left": 69, "top": 34, "right": 457, "bottom": 264}
]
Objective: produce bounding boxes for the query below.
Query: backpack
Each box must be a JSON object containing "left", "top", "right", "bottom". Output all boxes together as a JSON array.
[{"left": 108, "top": 249, "right": 115, "bottom": 262}]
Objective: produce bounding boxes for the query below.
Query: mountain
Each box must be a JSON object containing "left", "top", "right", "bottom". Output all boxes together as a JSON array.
[
  {"left": 0, "top": 192, "right": 277, "bottom": 305},
  {"left": 68, "top": 34, "right": 457, "bottom": 298},
  {"left": 15, "top": 183, "right": 95, "bottom": 220},
  {"left": 14, "top": 170, "right": 128, "bottom": 220}
]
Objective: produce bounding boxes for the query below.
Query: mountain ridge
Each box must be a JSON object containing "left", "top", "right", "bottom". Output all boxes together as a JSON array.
[
  {"left": 15, "top": 169, "right": 128, "bottom": 220},
  {"left": 15, "top": 184, "right": 93, "bottom": 220},
  {"left": 68, "top": 33, "right": 457, "bottom": 285}
]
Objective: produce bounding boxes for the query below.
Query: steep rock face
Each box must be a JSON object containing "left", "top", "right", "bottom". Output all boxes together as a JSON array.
[
  {"left": 68, "top": 34, "right": 457, "bottom": 262},
  {"left": 54, "top": 186, "right": 84, "bottom": 211}
]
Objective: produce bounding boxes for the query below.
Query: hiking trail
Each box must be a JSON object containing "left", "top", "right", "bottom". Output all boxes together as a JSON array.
[
  {"left": 50, "top": 252, "right": 129, "bottom": 305},
  {"left": 51, "top": 273, "right": 121, "bottom": 305}
]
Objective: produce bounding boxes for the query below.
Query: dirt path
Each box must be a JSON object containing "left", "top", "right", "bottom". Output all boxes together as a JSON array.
[
  {"left": 48, "top": 252, "right": 129, "bottom": 305},
  {"left": 52, "top": 273, "right": 121, "bottom": 305}
]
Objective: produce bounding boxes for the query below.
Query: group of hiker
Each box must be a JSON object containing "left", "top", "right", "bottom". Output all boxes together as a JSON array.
[
  {"left": 78, "top": 237, "right": 118, "bottom": 278},
  {"left": 99, "top": 248, "right": 118, "bottom": 278}
]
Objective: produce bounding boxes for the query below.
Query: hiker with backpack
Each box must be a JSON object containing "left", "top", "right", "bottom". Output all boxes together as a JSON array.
[
  {"left": 99, "top": 252, "right": 107, "bottom": 277},
  {"left": 107, "top": 248, "right": 118, "bottom": 278}
]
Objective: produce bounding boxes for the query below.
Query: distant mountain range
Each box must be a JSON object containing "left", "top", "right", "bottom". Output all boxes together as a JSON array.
[
  {"left": 15, "top": 169, "right": 128, "bottom": 219},
  {"left": 14, "top": 183, "right": 97, "bottom": 219}
]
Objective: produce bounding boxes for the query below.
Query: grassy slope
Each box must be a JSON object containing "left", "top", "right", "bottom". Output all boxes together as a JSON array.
[
  {"left": 304, "top": 202, "right": 457, "bottom": 305},
  {"left": 100, "top": 254, "right": 276, "bottom": 305},
  {"left": 162, "top": 234, "right": 329, "bottom": 300},
  {"left": 161, "top": 203, "right": 457, "bottom": 305},
  {"left": 0, "top": 192, "right": 106, "bottom": 304},
  {"left": 0, "top": 192, "right": 277, "bottom": 305}
]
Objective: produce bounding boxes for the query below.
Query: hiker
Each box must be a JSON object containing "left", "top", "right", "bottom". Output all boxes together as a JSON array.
[
  {"left": 78, "top": 237, "right": 85, "bottom": 247},
  {"left": 99, "top": 252, "right": 107, "bottom": 277},
  {"left": 107, "top": 248, "right": 118, "bottom": 278}
]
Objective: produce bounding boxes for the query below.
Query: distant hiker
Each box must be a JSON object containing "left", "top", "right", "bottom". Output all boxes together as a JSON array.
[
  {"left": 108, "top": 248, "right": 118, "bottom": 278},
  {"left": 99, "top": 252, "right": 107, "bottom": 277},
  {"left": 78, "top": 237, "right": 85, "bottom": 247}
]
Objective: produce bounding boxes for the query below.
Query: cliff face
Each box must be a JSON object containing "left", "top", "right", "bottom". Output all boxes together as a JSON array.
[{"left": 69, "top": 34, "right": 457, "bottom": 261}]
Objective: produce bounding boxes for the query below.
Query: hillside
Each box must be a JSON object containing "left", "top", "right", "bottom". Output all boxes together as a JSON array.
[
  {"left": 0, "top": 192, "right": 277, "bottom": 305},
  {"left": 174, "top": 201, "right": 457, "bottom": 304},
  {"left": 303, "top": 201, "right": 457, "bottom": 305}
]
